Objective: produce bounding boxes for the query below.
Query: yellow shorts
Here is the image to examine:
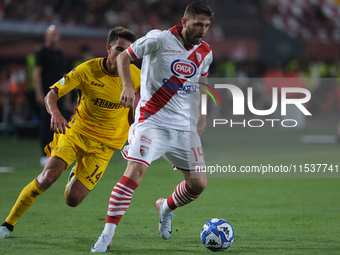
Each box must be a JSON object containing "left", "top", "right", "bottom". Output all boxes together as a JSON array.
[{"left": 44, "top": 127, "right": 115, "bottom": 190}]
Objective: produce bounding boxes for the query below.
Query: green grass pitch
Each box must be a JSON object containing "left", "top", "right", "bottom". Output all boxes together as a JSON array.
[{"left": 0, "top": 126, "right": 340, "bottom": 254}]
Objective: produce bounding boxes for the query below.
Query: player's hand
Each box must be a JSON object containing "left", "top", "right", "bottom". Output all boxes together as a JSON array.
[
  {"left": 120, "top": 86, "right": 135, "bottom": 108},
  {"left": 197, "top": 118, "right": 206, "bottom": 135},
  {"left": 50, "top": 112, "right": 71, "bottom": 134}
]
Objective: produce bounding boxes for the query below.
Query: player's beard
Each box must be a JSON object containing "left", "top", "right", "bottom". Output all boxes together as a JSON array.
[{"left": 185, "top": 25, "right": 203, "bottom": 45}]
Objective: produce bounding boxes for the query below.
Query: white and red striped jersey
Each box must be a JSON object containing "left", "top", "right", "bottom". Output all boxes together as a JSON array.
[{"left": 126, "top": 25, "right": 213, "bottom": 131}]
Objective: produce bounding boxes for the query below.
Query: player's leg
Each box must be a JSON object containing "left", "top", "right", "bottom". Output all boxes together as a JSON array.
[
  {"left": 163, "top": 170, "right": 207, "bottom": 210},
  {"left": 155, "top": 129, "right": 206, "bottom": 239},
  {"left": 64, "top": 176, "right": 90, "bottom": 207},
  {"left": 92, "top": 124, "right": 166, "bottom": 252},
  {"left": 103, "top": 125, "right": 167, "bottom": 227},
  {"left": 0, "top": 130, "right": 81, "bottom": 238},
  {"left": 65, "top": 148, "right": 114, "bottom": 207},
  {"left": 105, "top": 161, "right": 148, "bottom": 224},
  {"left": 57, "top": 129, "right": 115, "bottom": 207},
  {"left": 182, "top": 170, "right": 207, "bottom": 193},
  {"left": 64, "top": 159, "right": 89, "bottom": 207},
  {"left": 91, "top": 161, "right": 147, "bottom": 253},
  {"left": 0, "top": 156, "right": 66, "bottom": 239},
  {"left": 155, "top": 173, "right": 206, "bottom": 240}
]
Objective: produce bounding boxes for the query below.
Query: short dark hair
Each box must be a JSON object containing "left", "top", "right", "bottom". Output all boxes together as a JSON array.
[
  {"left": 107, "top": 26, "right": 137, "bottom": 45},
  {"left": 184, "top": 1, "right": 214, "bottom": 21}
]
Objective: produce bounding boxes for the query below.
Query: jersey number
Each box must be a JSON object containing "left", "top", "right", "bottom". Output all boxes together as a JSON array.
[
  {"left": 91, "top": 165, "right": 102, "bottom": 182},
  {"left": 191, "top": 146, "right": 204, "bottom": 162}
]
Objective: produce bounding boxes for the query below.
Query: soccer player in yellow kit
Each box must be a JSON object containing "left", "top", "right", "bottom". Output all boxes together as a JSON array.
[{"left": 0, "top": 26, "right": 140, "bottom": 239}]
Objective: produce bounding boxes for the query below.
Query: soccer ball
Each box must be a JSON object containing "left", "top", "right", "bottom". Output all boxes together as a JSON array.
[{"left": 200, "top": 218, "right": 234, "bottom": 251}]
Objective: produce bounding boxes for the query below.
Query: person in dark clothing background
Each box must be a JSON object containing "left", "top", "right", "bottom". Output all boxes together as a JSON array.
[{"left": 33, "top": 25, "right": 67, "bottom": 167}]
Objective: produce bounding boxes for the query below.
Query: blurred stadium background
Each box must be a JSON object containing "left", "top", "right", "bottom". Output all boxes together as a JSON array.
[{"left": 1, "top": 0, "right": 340, "bottom": 142}]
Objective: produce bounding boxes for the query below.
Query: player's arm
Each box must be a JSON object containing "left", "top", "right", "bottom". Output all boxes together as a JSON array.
[
  {"left": 198, "top": 76, "right": 207, "bottom": 135},
  {"left": 33, "top": 65, "right": 44, "bottom": 106},
  {"left": 44, "top": 89, "right": 71, "bottom": 134},
  {"left": 117, "top": 51, "right": 135, "bottom": 108}
]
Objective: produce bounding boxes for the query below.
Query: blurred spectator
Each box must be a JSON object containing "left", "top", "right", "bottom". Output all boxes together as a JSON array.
[
  {"left": 256, "top": 0, "right": 340, "bottom": 43},
  {"left": 26, "top": 42, "right": 42, "bottom": 125},
  {"left": 1, "top": 0, "right": 210, "bottom": 34},
  {"left": 8, "top": 63, "right": 28, "bottom": 123},
  {"left": 72, "top": 44, "right": 94, "bottom": 68},
  {"left": 2, "top": 0, "right": 339, "bottom": 43},
  {"left": 34, "top": 25, "right": 66, "bottom": 167}
]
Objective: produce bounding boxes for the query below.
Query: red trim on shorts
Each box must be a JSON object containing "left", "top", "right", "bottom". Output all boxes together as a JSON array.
[
  {"left": 121, "top": 150, "right": 150, "bottom": 167},
  {"left": 172, "top": 166, "right": 205, "bottom": 173}
]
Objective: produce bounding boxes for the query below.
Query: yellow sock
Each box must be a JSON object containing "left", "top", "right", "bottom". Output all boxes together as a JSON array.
[{"left": 5, "top": 179, "right": 45, "bottom": 226}]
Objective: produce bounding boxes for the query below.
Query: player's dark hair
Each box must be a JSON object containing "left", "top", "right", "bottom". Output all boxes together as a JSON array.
[
  {"left": 107, "top": 26, "right": 137, "bottom": 45},
  {"left": 184, "top": 1, "right": 214, "bottom": 20}
]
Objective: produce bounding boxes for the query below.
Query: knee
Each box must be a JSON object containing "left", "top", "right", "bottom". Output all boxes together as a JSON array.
[
  {"left": 65, "top": 194, "right": 82, "bottom": 207},
  {"left": 37, "top": 173, "right": 58, "bottom": 190},
  {"left": 64, "top": 177, "right": 89, "bottom": 207},
  {"left": 37, "top": 159, "right": 65, "bottom": 189},
  {"left": 124, "top": 162, "right": 148, "bottom": 184}
]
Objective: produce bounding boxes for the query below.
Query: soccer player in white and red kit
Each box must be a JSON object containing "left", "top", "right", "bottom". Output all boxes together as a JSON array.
[{"left": 92, "top": 1, "right": 214, "bottom": 252}]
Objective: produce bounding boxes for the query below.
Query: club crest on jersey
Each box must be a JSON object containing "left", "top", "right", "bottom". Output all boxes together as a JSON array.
[
  {"left": 140, "top": 145, "right": 149, "bottom": 157},
  {"left": 170, "top": 59, "right": 197, "bottom": 79},
  {"left": 196, "top": 52, "right": 202, "bottom": 63},
  {"left": 59, "top": 77, "right": 65, "bottom": 85}
]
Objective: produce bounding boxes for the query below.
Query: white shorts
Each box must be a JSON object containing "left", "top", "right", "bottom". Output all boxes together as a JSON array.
[{"left": 121, "top": 123, "right": 205, "bottom": 172}]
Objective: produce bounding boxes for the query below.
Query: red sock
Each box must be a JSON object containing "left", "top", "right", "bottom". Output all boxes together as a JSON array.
[
  {"left": 166, "top": 181, "right": 201, "bottom": 210},
  {"left": 105, "top": 176, "right": 138, "bottom": 225}
]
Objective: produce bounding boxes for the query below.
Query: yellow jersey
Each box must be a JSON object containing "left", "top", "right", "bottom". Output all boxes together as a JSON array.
[{"left": 50, "top": 57, "right": 140, "bottom": 149}]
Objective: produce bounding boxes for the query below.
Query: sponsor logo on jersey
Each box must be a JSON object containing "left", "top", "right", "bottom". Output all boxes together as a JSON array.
[
  {"left": 162, "top": 79, "right": 198, "bottom": 95},
  {"left": 164, "top": 49, "right": 181, "bottom": 54},
  {"left": 94, "top": 98, "right": 123, "bottom": 109},
  {"left": 91, "top": 81, "right": 104, "bottom": 87},
  {"left": 141, "top": 136, "right": 152, "bottom": 144},
  {"left": 59, "top": 77, "right": 65, "bottom": 85},
  {"left": 137, "top": 36, "right": 147, "bottom": 44},
  {"left": 140, "top": 145, "right": 149, "bottom": 157},
  {"left": 170, "top": 59, "right": 197, "bottom": 79}
]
